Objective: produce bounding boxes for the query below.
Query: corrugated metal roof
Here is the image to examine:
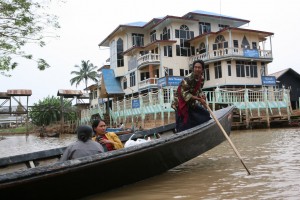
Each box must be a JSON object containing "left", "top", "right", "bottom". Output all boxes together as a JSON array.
[
  {"left": 100, "top": 69, "right": 124, "bottom": 98},
  {"left": 269, "top": 68, "right": 290, "bottom": 78},
  {"left": 269, "top": 68, "right": 300, "bottom": 80},
  {"left": 0, "top": 92, "right": 9, "bottom": 99},
  {"left": 57, "top": 89, "right": 83, "bottom": 97},
  {"left": 6, "top": 89, "right": 32, "bottom": 96}
]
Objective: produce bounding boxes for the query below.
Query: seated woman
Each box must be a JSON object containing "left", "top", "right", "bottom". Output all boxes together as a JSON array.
[
  {"left": 92, "top": 119, "right": 124, "bottom": 152},
  {"left": 60, "top": 125, "right": 104, "bottom": 161}
]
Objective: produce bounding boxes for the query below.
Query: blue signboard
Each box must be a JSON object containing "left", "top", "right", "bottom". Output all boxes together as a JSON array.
[
  {"left": 168, "top": 76, "right": 183, "bottom": 86},
  {"left": 158, "top": 76, "right": 183, "bottom": 87},
  {"left": 261, "top": 76, "right": 276, "bottom": 86},
  {"left": 243, "top": 49, "right": 259, "bottom": 58},
  {"left": 157, "top": 77, "right": 166, "bottom": 86},
  {"left": 132, "top": 99, "right": 140, "bottom": 108}
]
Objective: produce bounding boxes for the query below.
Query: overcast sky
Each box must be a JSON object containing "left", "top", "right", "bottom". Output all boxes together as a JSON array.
[{"left": 1, "top": 0, "right": 299, "bottom": 106}]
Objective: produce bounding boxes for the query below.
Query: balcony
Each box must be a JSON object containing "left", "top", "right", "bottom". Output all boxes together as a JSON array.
[
  {"left": 190, "top": 47, "right": 273, "bottom": 63},
  {"left": 137, "top": 53, "right": 160, "bottom": 68},
  {"left": 138, "top": 78, "right": 158, "bottom": 91}
]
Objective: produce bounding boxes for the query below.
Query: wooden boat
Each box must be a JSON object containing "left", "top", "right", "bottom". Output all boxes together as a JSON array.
[{"left": 0, "top": 106, "right": 234, "bottom": 199}]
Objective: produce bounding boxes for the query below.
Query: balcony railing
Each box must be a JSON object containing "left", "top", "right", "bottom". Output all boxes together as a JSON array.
[
  {"left": 138, "top": 78, "right": 158, "bottom": 90},
  {"left": 137, "top": 53, "right": 160, "bottom": 67},
  {"left": 190, "top": 47, "right": 272, "bottom": 63}
]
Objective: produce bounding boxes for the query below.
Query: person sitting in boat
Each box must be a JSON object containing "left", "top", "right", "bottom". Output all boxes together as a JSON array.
[
  {"left": 172, "top": 59, "right": 211, "bottom": 132},
  {"left": 119, "top": 122, "right": 125, "bottom": 130},
  {"left": 92, "top": 119, "right": 124, "bottom": 152},
  {"left": 60, "top": 125, "right": 104, "bottom": 161}
]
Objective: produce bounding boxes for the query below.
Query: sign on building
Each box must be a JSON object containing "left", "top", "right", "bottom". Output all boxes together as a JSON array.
[
  {"left": 132, "top": 99, "right": 140, "bottom": 108},
  {"left": 243, "top": 49, "right": 259, "bottom": 58},
  {"left": 261, "top": 76, "right": 276, "bottom": 86},
  {"left": 158, "top": 76, "right": 183, "bottom": 87}
]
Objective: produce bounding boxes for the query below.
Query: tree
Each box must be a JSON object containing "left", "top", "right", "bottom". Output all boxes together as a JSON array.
[
  {"left": 29, "top": 96, "right": 77, "bottom": 126},
  {"left": 0, "top": 0, "right": 60, "bottom": 77},
  {"left": 70, "top": 60, "right": 98, "bottom": 90}
]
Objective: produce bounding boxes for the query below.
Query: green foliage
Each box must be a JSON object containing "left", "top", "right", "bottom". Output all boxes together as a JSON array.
[
  {"left": 70, "top": 60, "right": 98, "bottom": 89},
  {"left": 29, "top": 96, "right": 77, "bottom": 126},
  {"left": 0, "top": 0, "right": 60, "bottom": 76}
]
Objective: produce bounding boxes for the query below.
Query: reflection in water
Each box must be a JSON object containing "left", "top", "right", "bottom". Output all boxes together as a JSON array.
[
  {"left": 0, "top": 134, "right": 76, "bottom": 158},
  {"left": 82, "top": 128, "right": 300, "bottom": 200}
]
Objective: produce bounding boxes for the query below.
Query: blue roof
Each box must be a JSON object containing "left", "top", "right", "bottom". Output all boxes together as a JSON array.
[
  {"left": 125, "top": 21, "right": 147, "bottom": 26},
  {"left": 191, "top": 10, "right": 237, "bottom": 19},
  {"left": 101, "top": 69, "right": 124, "bottom": 97}
]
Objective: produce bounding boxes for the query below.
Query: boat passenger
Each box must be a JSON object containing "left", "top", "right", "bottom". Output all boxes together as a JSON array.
[
  {"left": 92, "top": 119, "right": 124, "bottom": 151},
  {"left": 171, "top": 60, "right": 211, "bottom": 132},
  {"left": 119, "top": 122, "right": 125, "bottom": 130},
  {"left": 60, "top": 125, "right": 104, "bottom": 161}
]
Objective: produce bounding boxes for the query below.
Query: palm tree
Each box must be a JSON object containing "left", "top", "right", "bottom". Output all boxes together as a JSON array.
[{"left": 70, "top": 60, "right": 98, "bottom": 90}]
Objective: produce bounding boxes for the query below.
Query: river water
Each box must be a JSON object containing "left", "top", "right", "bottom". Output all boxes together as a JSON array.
[{"left": 1, "top": 127, "right": 300, "bottom": 199}]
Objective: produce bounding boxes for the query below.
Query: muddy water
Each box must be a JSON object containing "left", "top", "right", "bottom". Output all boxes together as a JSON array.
[
  {"left": 0, "top": 134, "right": 76, "bottom": 158},
  {"left": 1, "top": 128, "right": 300, "bottom": 199},
  {"left": 83, "top": 128, "right": 300, "bottom": 200}
]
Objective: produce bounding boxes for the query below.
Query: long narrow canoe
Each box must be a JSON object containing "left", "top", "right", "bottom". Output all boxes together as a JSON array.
[{"left": 0, "top": 106, "right": 234, "bottom": 199}]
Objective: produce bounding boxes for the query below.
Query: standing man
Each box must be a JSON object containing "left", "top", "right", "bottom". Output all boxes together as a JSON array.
[{"left": 172, "top": 60, "right": 211, "bottom": 132}]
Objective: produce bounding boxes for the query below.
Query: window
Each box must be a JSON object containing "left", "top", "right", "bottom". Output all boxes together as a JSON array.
[
  {"left": 214, "top": 62, "right": 222, "bottom": 79},
  {"left": 180, "top": 69, "right": 191, "bottom": 76},
  {"left": 218, "top": 24, "right": 229, "bottom": 30},
  {"left": 150, "top": 30, "right": 156, "bottom": 42},
  {"left": 132, "top": 33, "right": 144, "bottom": 47},
  {"left": 252, "top": 42, "right": 257, "bottom": 49},
  {"left": 213, "top": 35, "right": 227, "bottom": 51},
  {"left": 117, "top": 38, "right": 124, "bottom": 67},
  {"left": 241, "top": 36, "right": 250, "bottom": 49},
  {"left": 122, "top": 77, "right": 127, "bottom": 89},
  {"left": 175, "top": 25, "right": 194, "bottom": 57},
  {"left": 199, "top": 22, "right": 211, "bottom": 35},
  {"left": 261, "top": 62, "right": 266, "bottom": 76},
  {"left": 204, "top": 65, "right": 210, "bottom": 81},
  {"left": 233, "top": 40, "right": 239, "bottom": 48},
  {"left": 129, "top": 72, "right": 136, "bottom": 87},
  {"left": 199, "top": 42, "right": 206, "bottom": 54},
  {"left": 164, "top": 68, "right": 173, "bottom": 76},
  {"left": 180, "top": 69, "right": 184, "bottom": 76},
  {"left": 236, "top": 61, "right": 257, "bottom": 78},
  {"left": 236, "top": 62, "right": 245, "bottom": 77},
  {"left": 250, "top": 65, "right": 258, "bottom": 77},
  {"left": 161, "top": 27, "right": 170, "bottom": 40},
  {"left": 215, "top": 35, "right": 225, "bottom": 43},
  {"left": 246, "top": 65, "right": 250, "bottom": 77},
  {"left": 227, "top": 61, "right": 231, "bottom": 76},
  {"left": 155, "top": 69, "right": 159, "bottom": 78},
  {"left": 164, "top": 46, "right": 172, "bottom": 57},
  {"left": 140, "top": 72, "right": 150, "bottom": 81}
]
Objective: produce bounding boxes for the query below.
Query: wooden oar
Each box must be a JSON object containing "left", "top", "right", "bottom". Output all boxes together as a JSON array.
[{"left": 204, "top": 103, "right": 251, "bottom": 175}]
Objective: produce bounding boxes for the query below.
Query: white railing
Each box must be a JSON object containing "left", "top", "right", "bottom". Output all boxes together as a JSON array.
[
  {"left": 190, "top": 47, "right": 272, "bottom": 63},
  {"left": 138, "top": 78, "right": 158, "bottom": 90},
  {"left": 80, "top": 87, "right": 291, "bottom": 125},
  {"left": 137, "top": 53, "right": 160, "bottom": 66}
]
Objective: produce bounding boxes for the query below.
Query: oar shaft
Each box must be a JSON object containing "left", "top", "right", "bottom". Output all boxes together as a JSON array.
[{"left": 206, "top": 105, "right": 251, "bottom": 175}]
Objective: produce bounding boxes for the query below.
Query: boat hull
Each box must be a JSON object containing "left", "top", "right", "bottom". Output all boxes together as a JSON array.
[{"left": 0, "top": 106, "right": 234, "bottom": 199}]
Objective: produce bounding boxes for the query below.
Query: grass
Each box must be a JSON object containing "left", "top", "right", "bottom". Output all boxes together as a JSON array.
[{"left": 0, "top": 125, "right": 35, "bottom": 134}]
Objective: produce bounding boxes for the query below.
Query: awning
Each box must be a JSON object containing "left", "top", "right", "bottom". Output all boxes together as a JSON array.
[{"left": 100, "top": 69, "right": 125, "bottom": 98}]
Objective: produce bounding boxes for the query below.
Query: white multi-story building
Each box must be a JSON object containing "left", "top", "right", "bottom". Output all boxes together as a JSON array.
[
  {"left": 82, "top": 10, "right": 276, "bottom": 127},
  {"left": 98, "top": 10, "right": 273, "bottom": 98}
]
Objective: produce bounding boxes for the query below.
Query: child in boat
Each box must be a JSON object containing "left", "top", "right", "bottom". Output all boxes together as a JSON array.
[
  {"left": 92, "top": 119, "right": 124, "bottom": 152},
  {"left": 60, "top": 125, "right": 104, "bottom": 161}
]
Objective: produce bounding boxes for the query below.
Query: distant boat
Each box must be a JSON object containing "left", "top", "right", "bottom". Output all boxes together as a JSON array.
[{"left": 0, "top": 106, "right": 234, "bottom": 200}]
